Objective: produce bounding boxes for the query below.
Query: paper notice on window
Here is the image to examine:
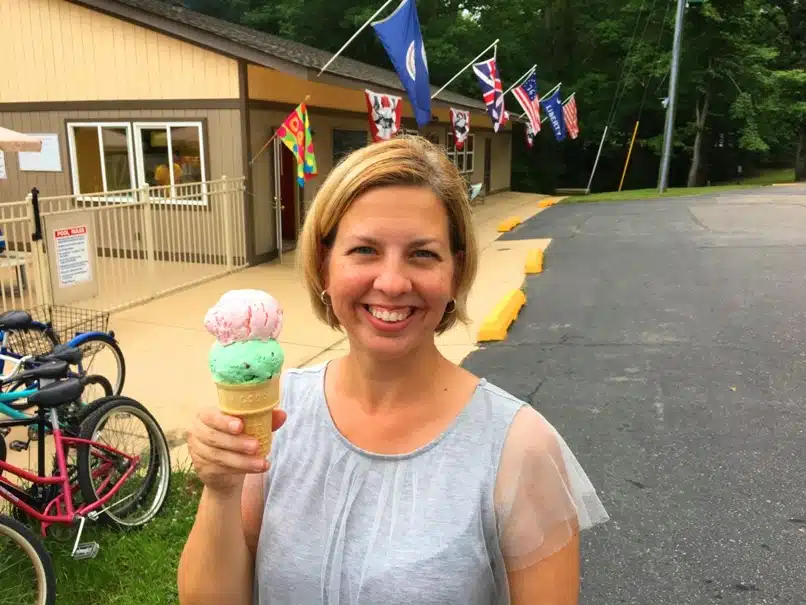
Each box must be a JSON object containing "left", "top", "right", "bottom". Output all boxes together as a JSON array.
[
  {"left": 54, "top": 225, "right": 92, "bottom": 287},
  {"left": 0, "top": 151, "right": 6, "bottom": 179},
  {"left": 18, "top": 134, "right": 62, "bottom": 172}
]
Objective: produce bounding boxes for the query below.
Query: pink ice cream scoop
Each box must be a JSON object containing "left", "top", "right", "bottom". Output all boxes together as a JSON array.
[{"left": 204, "top": 289, "right": 283, "bottom": 345}]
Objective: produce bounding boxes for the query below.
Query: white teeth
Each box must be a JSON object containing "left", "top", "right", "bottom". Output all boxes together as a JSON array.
[{"left": 369, "top": 306, "right": 412, "bottom": 322}]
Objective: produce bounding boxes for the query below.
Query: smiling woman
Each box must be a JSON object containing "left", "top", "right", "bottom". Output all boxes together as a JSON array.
[{"left": 179, "top": 136, "right": 609, "bottom": 605}]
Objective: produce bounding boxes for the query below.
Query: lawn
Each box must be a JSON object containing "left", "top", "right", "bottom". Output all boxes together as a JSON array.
[
  {"left": 563, "top": 168, "right": 797, "bottom": 204},
  {"left": 19, "top": 470, "right": 202, "bottom": 605}
]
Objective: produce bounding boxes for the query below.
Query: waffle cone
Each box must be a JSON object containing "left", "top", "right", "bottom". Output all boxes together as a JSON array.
[{"left": 215, "top": 377, "right": 281, "bottom": 457}]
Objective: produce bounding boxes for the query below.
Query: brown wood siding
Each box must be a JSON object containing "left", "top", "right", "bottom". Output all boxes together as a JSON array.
[{"left": 0, "top": 108, "right": 242, "bottom": 202}]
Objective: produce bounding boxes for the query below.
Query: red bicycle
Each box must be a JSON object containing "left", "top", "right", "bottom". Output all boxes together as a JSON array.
[{"left": 0, "top": 360, "right": 171, "bottom": 604}]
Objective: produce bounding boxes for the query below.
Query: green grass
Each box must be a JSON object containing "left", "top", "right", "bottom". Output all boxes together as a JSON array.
[
  {"left": 23, "top": 469, "right": 201, "bottom": 605},
  {"left": 563, "top": 168, "right": 797, "bottom": 204}
]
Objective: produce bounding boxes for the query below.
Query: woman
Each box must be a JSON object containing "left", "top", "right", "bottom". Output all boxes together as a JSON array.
[{"left": 178, "top": 136, "right": 608, "bottom": 605}]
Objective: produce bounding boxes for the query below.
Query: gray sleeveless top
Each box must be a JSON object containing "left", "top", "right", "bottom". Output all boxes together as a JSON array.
[{"left": 254, "top": 362, "right": 522, "bottom": 605}]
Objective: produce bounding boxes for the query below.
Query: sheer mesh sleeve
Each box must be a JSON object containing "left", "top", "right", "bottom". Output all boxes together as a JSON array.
[{"left": 494, "top": 406, "right": 609, "bottom": 571}]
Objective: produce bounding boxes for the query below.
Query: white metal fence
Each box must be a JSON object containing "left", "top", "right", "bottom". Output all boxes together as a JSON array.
[{"left": 0, "top": 176, "right": 248, "bottom": 313}]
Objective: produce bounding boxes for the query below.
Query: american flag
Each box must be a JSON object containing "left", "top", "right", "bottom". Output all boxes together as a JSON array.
[
  {"left": 563, "top": 95, "right": 580, "bottom": 139},
  {"left": 513, "top": 72, "right": 542, "bottom": 134},
  {"left": 472, "top": 58, "right": 506, "bottom": 132}
]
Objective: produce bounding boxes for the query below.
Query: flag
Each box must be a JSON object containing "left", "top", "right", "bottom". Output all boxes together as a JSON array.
[
  {"left": 365, "top": 89, "right": 403, "bottom": 142},
  {"left": 450, "top": 108, "right": 471, "bottom": 150},
  {"left": 540, "top": 89, "right": 567, "bottom": 142},
  {"left": 472, "top": 58, "right": 506, "bottom": 132},
  {"left": 372, "top": 0, "right": 432, "bottom": 127},
  {"left": 277, "top": 103, "right": 318, "bottom": 185},
  {"left": 563, "top": 95, "right": 580, "bottom": 139},
  {"left": 525, "top": 122, "right": 536, "bottom": 148},
  {"left": 512, "top": 72, "right": 542, "bottom": 134}
]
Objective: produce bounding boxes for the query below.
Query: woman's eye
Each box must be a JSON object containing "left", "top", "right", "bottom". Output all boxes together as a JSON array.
[
  {"left": 413, "top": 249, "right": 440, "bottom": 260},
  {"left": 350, "top": 246, "right": 375, "bottom": 255}
]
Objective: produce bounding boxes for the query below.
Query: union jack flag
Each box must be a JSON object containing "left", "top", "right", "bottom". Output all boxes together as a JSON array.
[
  {"left": 563, "top": 95, "right": 580, "bottom": 139},
  {"left": 472, "top": 58, "right": 506, "bottom": 132},
  {"left": 513, "top": 72, "right": 542, "bottom": 134}
]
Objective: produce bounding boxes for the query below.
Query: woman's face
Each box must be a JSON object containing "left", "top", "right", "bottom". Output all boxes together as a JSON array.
[{"left": 324, "top": 185, "right": 458, "bottom": 360}]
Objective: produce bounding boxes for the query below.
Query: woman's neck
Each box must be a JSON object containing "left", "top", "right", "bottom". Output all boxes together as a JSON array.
[{"left": 338, "top": 341, "right": 450, "bottom": 414}]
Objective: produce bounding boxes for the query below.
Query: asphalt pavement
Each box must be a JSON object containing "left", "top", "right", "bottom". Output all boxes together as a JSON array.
[{"left": 462, "top": 185, "right": 806, "bottom": 604}]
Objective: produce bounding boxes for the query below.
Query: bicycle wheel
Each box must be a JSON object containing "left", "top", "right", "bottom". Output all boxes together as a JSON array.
[
  {"left": 76, "top": 397, "right": 171, "bottom": 529},
  {"left": 73, "top": 335, "right": 126, "bottom": 396},
  {"left": 0, "top": 514, "right": 55, "bottom": 605}
]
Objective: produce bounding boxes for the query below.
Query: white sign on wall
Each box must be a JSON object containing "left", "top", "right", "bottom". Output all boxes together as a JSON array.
[
  {"left": 0, "top": 151, "right": 6, "bottom": 179},
  {"left": 18, "top": 133, "right": 62, "bottom": 172},
  {"left": 54, "top": 225, "right": 92, "bottom": 287}
]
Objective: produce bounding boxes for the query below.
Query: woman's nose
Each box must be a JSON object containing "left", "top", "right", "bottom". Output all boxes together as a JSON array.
[{"left": 373, "top": 258, "right": 413, "bottom": 297}]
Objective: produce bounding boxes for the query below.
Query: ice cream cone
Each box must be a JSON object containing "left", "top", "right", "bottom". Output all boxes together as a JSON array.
[{"left": 216, "top": 377, "right": 281, "bottom": 457}]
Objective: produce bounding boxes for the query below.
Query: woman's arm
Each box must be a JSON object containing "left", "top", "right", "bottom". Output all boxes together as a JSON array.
[
  {"left": 177, "top": 474, "right": 265, "bottom": 605},
  {"left": 508, "top": 532, "right": 580, "bottom": 605}
]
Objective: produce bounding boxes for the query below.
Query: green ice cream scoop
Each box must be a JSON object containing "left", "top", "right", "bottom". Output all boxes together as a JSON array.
[{"left": 209, "top": 339, "right": 284, "bottom": 384}]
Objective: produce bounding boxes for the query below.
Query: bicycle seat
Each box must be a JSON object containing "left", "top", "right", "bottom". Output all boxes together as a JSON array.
[
  {"left": 0, "top": 310, "right": 34, "bottom": 331},
  {"left": 16, "top": 360, "right": 69, "bottom": 383},
  {"left": 42, "top": 344, "right": 83, "bottom": 365},
  {"left": 26, "top": 378, "right": 85, "bottom": 410}
]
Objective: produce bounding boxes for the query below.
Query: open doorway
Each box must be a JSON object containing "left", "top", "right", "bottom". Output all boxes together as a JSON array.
[
  {"left": 272, "top": 135, "right": 300, "bottom": 257},
  {"left": 279, "top": 143, "right": 298, "bottom": 252}
]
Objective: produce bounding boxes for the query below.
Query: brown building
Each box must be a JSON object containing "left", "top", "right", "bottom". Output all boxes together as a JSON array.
[{"left": 0, "top": 0, "right": 514, "bottom": 266}]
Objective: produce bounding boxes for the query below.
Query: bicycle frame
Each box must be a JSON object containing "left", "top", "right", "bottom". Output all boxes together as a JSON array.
[{"left": 0, "top": 405, "right": 140, "bottom": 537}]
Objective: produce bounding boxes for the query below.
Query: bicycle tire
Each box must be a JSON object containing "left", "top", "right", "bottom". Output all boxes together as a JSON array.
[
  {"left": 59, "top": 374, "right": 115, "bottom": 435},
  {"left": 0, "top": 513, "right": 56, "bottom": 605},
  {"left": 73, "top": 335, "right": 126, "bottom": 396},
  {"left": 76, "top": 397, "right": 171, "bottom": 529}
]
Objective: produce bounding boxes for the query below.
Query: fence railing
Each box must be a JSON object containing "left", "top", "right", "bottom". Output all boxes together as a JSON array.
[{"left": 0, "top": 176, "right": 248, "bottom": 314}]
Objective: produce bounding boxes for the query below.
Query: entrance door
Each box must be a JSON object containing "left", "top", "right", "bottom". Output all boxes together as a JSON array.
[
  {"left": 272, "top": 134, "right": 300, "bottom": 261},
  {"left": 483, "top": 138, "right": 492, "bottom": 193},
  {"left": 279, "top": 144, "right": 297, "bottom": 242}
]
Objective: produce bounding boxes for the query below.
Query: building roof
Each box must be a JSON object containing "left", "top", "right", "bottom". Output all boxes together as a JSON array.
[{"left": 76, "top": 0, "right": 486, "bottom": 112}]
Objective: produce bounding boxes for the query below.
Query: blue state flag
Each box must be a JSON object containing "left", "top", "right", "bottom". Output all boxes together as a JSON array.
[
  {"left": 540, "top": 89, "right": 568, "bottom": 142},
  {"left": 372, "top": 0, "right": 432, "bottom": 127}
]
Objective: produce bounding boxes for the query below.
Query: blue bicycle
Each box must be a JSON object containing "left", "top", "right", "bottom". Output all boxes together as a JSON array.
[{"left": 0, "top": 306, "right": 125, "bottom": 397}]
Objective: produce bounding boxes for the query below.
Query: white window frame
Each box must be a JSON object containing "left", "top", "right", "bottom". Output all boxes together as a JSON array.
[
  {"left": 447, "top": 132, "right": 475, "bottom": 174},
  {"left": 133, "top": 121, "right": 208, "bottom": 206},
  {"left": 66, "top": 122, "right": 137, "bottom": 203}
]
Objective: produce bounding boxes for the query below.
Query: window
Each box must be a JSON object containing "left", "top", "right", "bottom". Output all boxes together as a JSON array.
[
  {"left": 67, "top": 123, "right": 136, "bottom": 200},
  {"left": 134, "top": 122, "right": 206, "bottom": 203},
  {"left": 67, "top": 121, "right": 208, "bottom": 204},
  {"left": 447, "top": 133, "right": 475, "bottom": 174},
  {"left": 333, "top": 129, "right": 369, "bottom": 164}
]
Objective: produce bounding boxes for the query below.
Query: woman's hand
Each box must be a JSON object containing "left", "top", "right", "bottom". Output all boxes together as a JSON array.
[{"left": 187, "top": 407, "right": 287, "bottom": 495}]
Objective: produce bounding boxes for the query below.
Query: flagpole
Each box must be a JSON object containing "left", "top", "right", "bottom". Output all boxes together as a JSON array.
[
  {"left": 431, "top": 39, "right": 500, "bottom": 100},
  {"left": 543, "top": 81, "right": 562, "bottom": 100},
  {"left": 562, "top": 92, "right": 575, "bottom": 105},
  {"left": 250, "top": 95, "right": 311, "bottom": 166},
  {"left": 586, "top": 125, "right": 609, "bottom": 194},
  {"left": 317, "top": 0, "right": 397, "bottom": 77},
  {"left": 503, "top": 65, "right": 537, "bottom": 96}
]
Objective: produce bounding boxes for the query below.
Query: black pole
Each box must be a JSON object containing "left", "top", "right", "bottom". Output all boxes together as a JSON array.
[{"left": 31, "top": 187, "right": 43, "bottom": 242}]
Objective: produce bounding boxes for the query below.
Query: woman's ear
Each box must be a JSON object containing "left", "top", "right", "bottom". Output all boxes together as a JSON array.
[{"left": 319, "top": 243, "right": 332, "bottom": 290}]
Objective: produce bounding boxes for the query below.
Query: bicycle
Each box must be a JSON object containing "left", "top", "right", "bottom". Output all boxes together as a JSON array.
[
  {"left": 0, "top": 346, "right": 113, "bottom": 445},
  {"left": 0, "top": 305, "right": 125, "bottom": 396},
  {"left": 0, "top": 362, "right": 171, "bottom": 604}
]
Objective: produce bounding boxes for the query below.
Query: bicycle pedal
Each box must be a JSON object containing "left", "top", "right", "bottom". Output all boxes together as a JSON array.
[
  {"left": 72, "top": 542, "right": 100, "bottom": 560},
  {"left": 9, "top": 440, "right": 28, "bottom": 452}
]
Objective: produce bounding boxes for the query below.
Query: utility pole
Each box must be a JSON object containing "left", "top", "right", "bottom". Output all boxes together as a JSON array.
[{"left": 658, "top": 0, "right": 687, "bottom": 193}]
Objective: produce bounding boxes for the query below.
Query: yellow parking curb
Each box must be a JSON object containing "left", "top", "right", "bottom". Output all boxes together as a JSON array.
[
  {"left": 524, "top": 249, "right": 544, "bottom": 274},
  {"left": 537, "top": 196, "right": 563, "bottom": 208},
  {"left": 476, "top": 288, "right": 527, "bottom": 342},
  {"left": 497, "top": 216, "right": 522, "bottom": 232},
  {"left": 772, "top": 183, "right": 799, "bottom": 187}
]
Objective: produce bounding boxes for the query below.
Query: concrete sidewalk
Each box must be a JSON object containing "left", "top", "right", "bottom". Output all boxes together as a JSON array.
[{"left": 106, "top": 191, "right": 554, "bottom": 462}]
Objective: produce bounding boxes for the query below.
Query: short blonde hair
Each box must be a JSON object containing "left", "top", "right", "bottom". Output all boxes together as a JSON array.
[{"left": 299, "top": 135, "right": 478, "bottom": 334}]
